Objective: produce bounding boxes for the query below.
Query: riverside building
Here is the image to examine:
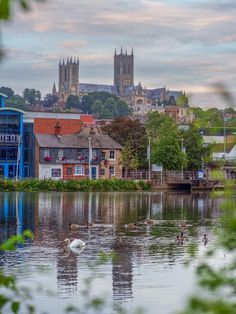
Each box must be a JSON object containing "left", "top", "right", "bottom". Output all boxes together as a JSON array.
[{"left": 0, "top": 93, "right": 95, "bottom": 179}]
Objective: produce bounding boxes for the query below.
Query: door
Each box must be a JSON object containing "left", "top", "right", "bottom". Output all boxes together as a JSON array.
[
  {"left": 8, "top": 164, "right": 17, "bottom": 179},
  {"left": 0, "top": 165, "right": 4, "bottom": 178},
  {"left": 91, "top": 166, "right": 97, "bottom": 180}
]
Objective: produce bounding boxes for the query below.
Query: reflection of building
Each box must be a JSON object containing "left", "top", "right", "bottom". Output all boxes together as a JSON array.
[
  {"left": 0, "top": 192, "right": 35, "bottom": 238},
  {"left": 112, "top": 248, "right": 133, "bottom": 301},
  {"left": 35, "top": 125, "right": 122, "bottom": 180}
]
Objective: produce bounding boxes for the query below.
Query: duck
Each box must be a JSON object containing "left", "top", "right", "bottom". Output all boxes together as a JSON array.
[
  {"left": 64, "top": 238, "right": 85, "bottom": 249},
  {"left": 69, "top": 223, "right": 79, "bottom": 230},
  {"left": 124, "top": 223, "right": 136, "bottom": 230},
  {"left": 144, "top": 219, "right": 156, "bottom": 225}
]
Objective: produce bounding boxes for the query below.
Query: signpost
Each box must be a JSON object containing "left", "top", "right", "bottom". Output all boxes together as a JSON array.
[{"left": 152, "top": 164, "right": 163, "bottom": 185}]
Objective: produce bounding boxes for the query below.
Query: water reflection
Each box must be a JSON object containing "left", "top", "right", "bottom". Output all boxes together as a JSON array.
[{"left": 0, "top": 191, "right": 224, "bottom": 314}]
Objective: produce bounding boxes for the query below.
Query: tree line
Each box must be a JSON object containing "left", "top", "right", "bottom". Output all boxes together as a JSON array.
[
  {"left": 102, "top": 112, "right": 212, "bottom": 171},
  {"left": 0, "top": 87, "right": 131, "bottom": 118}
]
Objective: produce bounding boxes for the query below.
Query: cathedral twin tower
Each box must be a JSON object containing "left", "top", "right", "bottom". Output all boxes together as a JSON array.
[{"left": 56, "top": 49, "right": 134, "bottom": 101}]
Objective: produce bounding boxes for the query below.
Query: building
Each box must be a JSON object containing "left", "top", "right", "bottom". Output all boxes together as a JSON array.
[
  {"left": 35, "top": 125, "right": 122, "bottom": 180},
  {"left": 54, "top": 49, "right": 189, "bottom": 120},
  {"left": 0, "top": 93, "right": 34, "bottom": 178},
  {"left": 0, "top": 92, "right": 94, "bottom": 179}
]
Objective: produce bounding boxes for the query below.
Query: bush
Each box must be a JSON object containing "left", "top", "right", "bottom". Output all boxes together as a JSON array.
[{"left": 0, "top": 179, "right": 151, "bottom": 192}]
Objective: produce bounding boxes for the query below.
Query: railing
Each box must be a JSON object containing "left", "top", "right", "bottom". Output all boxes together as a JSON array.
[{"left": 121, "top": 170, "right": 212, "bottom": 183}]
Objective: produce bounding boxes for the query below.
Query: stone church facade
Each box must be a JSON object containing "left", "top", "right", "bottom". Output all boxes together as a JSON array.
[{"left": 53, "top": 49, "right": 190, "bottom": 121}]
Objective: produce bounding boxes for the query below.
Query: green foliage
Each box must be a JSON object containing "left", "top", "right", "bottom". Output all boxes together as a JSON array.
[
  {"left": 102, "top": 117, "right": 147, "bottom": 169},
  {"left": 0, "top": 0, "right": 45, "bottom": 20},
  {"left": 176, "top": 93, "right": 189, "bottom": 107},
  {"left": 23, "top": 88, "right": 41, "bottom": 106},
  {"left": 0, "top": 231, "right": 34, "bottom": 314},
  {"left": 43, "top": 93, "right": 59, "bottom": 107},
  {"left": 65, "top": 95, "right": 80, "bottom": 110},
  {"left": 0, "top": 178, "right": 151, "bottom": 192},
  {"left": 179, "top": 179, "right": 236, "bottom": 314},
  {"left": 181, "top": 125, "right": 212, "bottom": 170},
  {"left": 79, "top": 92, "right": 130, "bottom": 118},
  {"left": 146, "top": 112, "right": 186, "bottom": 170},
  {"left": 5, "top": 94, "right": 29, "bottom": 111},
  {"left": 0, "top": 86, "right": 14, "bottom": 98}
]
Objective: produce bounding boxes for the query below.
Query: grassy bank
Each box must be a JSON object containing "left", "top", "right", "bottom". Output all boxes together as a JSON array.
[{"left": 0, "top": 178, "right": 151, "bottom": 192}]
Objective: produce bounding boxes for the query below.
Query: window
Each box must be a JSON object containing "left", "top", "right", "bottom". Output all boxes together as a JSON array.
[
  {"left": 101, "top": 151, "right": 106, "bottom": 160},
  {"left": 67, "top": 167, "right": 72, "bottom": 175},
  {"left": 74, "top": 165, "right": 84, "bottom": 175},
  {"left": 109, "top": 165, "right": 115, "bottom": 176},
  {"left": 77, "top": 148, "right": 82, "bottom": 157},
  {"left": 43, "top": 148, "right": 49, "bottom": 157},
  {"left": 58, "top": 149, "right": 63, "bottom": 159},
  {"left": 109, "top": 150, "right": 115, "bottom": 160},
  {"left": 100, "top": 168, "right": 105, "bottom": 176},
  {"left": 92, "top": 149, "right": 97, "bottom": 159},
  {"left": 51, "top": 168, "right": 61, "bottom": 178}
]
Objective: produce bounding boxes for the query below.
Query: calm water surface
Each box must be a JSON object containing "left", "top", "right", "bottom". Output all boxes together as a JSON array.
[{"left": 0, "top": 191, "right": 224, "bottom": 314}]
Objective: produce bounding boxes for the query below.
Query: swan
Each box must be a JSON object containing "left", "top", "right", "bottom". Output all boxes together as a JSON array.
[
  {"left": 64, "top": 238, "right": 85, "bottom": 249},
  {"left": 69, "top": 223, "right": 79, "bottom": 230}
]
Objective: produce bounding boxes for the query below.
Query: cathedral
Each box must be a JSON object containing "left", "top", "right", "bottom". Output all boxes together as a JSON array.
[{"left": 53, "top": 49, "right": 189, "bottom": 119}]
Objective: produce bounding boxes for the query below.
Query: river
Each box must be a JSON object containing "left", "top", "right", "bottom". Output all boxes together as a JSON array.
[{"left": 0, "top": 191, "right": 224, "bottom": 314}]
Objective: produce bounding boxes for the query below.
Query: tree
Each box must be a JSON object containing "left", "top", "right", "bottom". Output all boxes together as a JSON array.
[
  {"left": 65, "top": 95, "right": 80, "bottom": 110},
  {"left": 117, "top": 100, "right": 130, "bottom": 117},
  {"left": 5, "top": 94, "right": 28, "bottom": 111},
  {"left": 102, "top": 117, "right": 147, "bottom": 168},
  {"left": 121, "top": 143, "right": 140, "bottom": 171},
  {"left": 0, "top": 86, "right": 14, "bottom": 98},
  {"left": 103, "top": 97, "right": 118, "bottom": 118},
  {"left": 146, "top": 111, "right": 177, "bottom": 139},
  {"left": 99, "top": 107, "right": 113, "bottom": 119},
  {"left": 176, "top": 93, "right": 189, "bottom": 107},
  {"left": 146, "top": 112, "right": 186, "bottom": 170},
  {"left": 43, "top": 93, "right": 59, "bottom": 107},
  {"left": 151, "top": 131, "right": 186, "bottom": 171},
  {"left": 180, "top": 126, "right": 212, "bottom": 170},
  {"left": 91, "top": 100, "right": 103, "bottom": 118},
  {"left": 23, "top": 88, "right": 41, "bottom": 106}
]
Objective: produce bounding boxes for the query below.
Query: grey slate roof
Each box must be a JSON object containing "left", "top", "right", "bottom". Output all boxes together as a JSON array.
[
  {"left": 35, "top": 133, "right": 122, "bottom": 149},
  {"left": 79, "top": 83, "right": 119, "bottom": 95},
  {"left": 146, "top": 88, "right": 165, "bottom": 99}
]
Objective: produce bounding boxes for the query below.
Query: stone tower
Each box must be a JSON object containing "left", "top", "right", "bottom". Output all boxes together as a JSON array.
[
  {"left": 114, "top": 48, "right": 134, "bottom": 96},
  {"left": 58, "top": 57, "right": 79, "bottom": 101}
]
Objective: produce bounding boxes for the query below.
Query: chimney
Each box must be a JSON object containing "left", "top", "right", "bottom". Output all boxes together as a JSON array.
[{"left": 55, "top": 121, "right": 61, "bottom": 135}]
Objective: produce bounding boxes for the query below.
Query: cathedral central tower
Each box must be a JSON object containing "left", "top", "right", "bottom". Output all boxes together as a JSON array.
[{"left": 114, "top": 48, "right": 134, "bottom": 96}]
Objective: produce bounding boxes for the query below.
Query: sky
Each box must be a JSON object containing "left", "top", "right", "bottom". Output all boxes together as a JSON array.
[{"left": 1, "top": 0, "right": 236, "bottom": 108}]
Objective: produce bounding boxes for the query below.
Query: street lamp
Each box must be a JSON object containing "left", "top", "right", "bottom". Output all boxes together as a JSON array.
[
  {"left": 88, "top": 136, "right": 92, "bottom": 180},
  {"left": 147, "top": 137, "right": 151, "bottom": 180},
  {"left": 181, "top": 138, "right": 185, "bottom": 180}
]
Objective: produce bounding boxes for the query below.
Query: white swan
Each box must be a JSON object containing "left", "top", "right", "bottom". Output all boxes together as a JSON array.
[{"left": 64, "top": 238, "right": 85, "bottom": 249}]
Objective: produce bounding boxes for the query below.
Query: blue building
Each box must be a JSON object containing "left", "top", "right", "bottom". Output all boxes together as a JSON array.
[{"left": 0, "top": 93, "right": 34, "bottom": 179}]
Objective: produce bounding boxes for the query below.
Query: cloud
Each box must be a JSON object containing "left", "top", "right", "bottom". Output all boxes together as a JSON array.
[
  {"left": 1, "top": 0, "right": 236, "bottom": 107},
  {"left": 60, "top": 40, "right": 88, "bottom": 50}
]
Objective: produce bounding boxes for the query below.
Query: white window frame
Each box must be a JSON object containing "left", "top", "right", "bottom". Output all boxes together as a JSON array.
[
  {"left": 109, "top": 150, "right": 115, "bottom": 160},
  {"left": 43, "top": 148, "right": 49, "bottom": 157},
  {"left": 74, "top": 165, "right": 84, "bottom": 176},
  {"left": 58, "top": 149, "right": 63, "bottom": 159},
  {"left": 109, "top": 165, "right": 115, "bottom": 176},
  {"left": 92, "top": 149, "right": 97, "bottom": 159}
]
